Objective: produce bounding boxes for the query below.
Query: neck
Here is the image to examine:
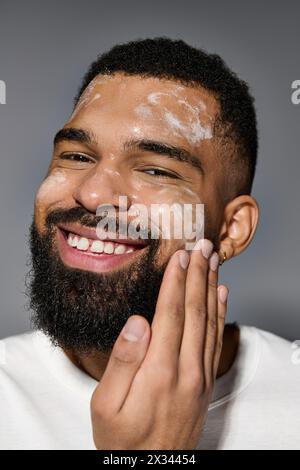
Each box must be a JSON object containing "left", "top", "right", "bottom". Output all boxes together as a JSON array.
[{"left": 65, "top": 323, "right": 240, "bottom": 382}]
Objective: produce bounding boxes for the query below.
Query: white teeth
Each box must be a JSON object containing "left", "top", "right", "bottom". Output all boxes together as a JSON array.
[
  {"left": 104, "top": 242, "right": 114, "bottom": 254},
  {"left": 67, "top": 234, "right": 79, "bottom": 247},
  {"left": 77, "top": 237, "right": 89, "bottom": 251},
  {"left": 114, "top": 244, "right": 126, "bottom": 254},
  {"left": 71, "top": 235, "right": 79, "bottom": 247},
  {"left": 67, "top": 232, "right": 140, "bottom": 255},
  {"left": 90, "top": 240, "right": 104, "bottom": 253},
  {"left": 67, "top": 234, "right": 73, "bottom": 247}
]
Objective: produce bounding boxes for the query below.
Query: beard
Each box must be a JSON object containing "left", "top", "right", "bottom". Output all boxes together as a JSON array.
[{"left": 27, "top": 207, "right": 167, "bottom": 355}]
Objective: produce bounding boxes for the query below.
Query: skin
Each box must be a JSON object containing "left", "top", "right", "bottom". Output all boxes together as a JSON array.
[{"left": 34, "top": 73, "right": 259, "bottom": 449}]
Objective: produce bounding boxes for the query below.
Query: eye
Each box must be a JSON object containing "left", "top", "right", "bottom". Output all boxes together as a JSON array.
[
  {"left": 60, "top": 153, "right": 92, "bottom": 163},
  {"left": 143, "top": 168, "right": 179, "bottom": 179}
]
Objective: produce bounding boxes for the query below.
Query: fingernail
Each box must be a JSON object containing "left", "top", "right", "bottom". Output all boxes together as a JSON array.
[
  {"left": 193, "top": 238, "right": 213, "bottom": 259},
  {"left": 179, "top": 250, "right": 190, "bottom": 269},
  {"left": 122, "top": 316, "right": 146, "bottom": 342},
  {"left": 209, "top": 252, "right": 220, "bottom": 271},
  {"left": 218, "top": 286, "right": 229, "bottom": 303}
]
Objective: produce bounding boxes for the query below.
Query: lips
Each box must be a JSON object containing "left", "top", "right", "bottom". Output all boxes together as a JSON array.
[
  {"left": 56, "top": 223, "right": 149, "bottom": 273},
  {"left": 57, "top": 222, "right": 149, "bottom": 247}
]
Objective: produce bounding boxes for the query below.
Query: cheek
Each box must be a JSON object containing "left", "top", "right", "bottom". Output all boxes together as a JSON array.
[
  {"left": 128, "top": 184, "right": 204, "bottom": 250},
  {"left": 34, "top": 170, "right": 72, "bottom": 225}
]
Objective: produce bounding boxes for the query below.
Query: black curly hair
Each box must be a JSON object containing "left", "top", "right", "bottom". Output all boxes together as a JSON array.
[{"left": 74, "top": 37, "right": 258, "bottom": 197}]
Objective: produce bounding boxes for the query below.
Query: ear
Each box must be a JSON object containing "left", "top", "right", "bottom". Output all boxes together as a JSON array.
[{"left": 218, "top": 195, "right": 260, "bottom": 262}]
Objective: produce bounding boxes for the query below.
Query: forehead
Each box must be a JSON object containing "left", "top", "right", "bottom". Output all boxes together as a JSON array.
[{"left": 67, "top": 73, "right": 219, "bottom": 150}]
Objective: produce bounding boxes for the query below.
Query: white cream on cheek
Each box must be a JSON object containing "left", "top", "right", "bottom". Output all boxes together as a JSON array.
[
  {"left": 35, "top": 170, "right": 70, "bottom": 221},
  {"left": 35, "top": 168, "right": 201, "bottom": 248},
  {"left": 151, "top": 186, "right": 202, "bottom": 240},
  {"left": 127, "top": 182, "right": 202, "bottom": 247},
  {"left": 36, "top": 170, "right": 68, "bottom": 203}
]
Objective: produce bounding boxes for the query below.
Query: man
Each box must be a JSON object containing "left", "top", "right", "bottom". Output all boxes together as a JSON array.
[{"left": 0, "top": 38, "right": 299, "bottom": 450}]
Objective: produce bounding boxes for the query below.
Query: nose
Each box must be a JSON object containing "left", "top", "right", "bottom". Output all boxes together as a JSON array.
[{"left": 72, "top": 164, "right": 130, "bottom": 213}]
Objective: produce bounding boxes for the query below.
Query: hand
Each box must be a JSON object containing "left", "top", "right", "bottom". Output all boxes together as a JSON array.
[{"left": 91, "top": 239, "right": 229, "bottom": 450}]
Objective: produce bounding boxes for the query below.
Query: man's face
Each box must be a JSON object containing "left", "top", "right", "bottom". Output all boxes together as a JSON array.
[{"left": 30, "top": 73, "right": 224, "bottom": 354}]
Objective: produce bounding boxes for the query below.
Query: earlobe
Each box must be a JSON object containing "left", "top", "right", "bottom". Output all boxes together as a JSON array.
[
  {"left": 218, "top": 195, "right": 260, "bottom": 263},
  {"left": 219, "top": 250, "right": 227, "bottom": 266}
]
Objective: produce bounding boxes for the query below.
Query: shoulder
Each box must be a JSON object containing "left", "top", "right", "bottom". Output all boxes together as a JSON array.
[
  {"left": 0, "top": 330, "right": 45, "bottom": 376},
  {"left": 252, "top": 325, "right": 297, "bottom": 361},
  {"left": 240, "top": 324, "right": 300, "bottom": 385},
  {"left": 1, "top": 329, "right": 38, "bottom": 353}
]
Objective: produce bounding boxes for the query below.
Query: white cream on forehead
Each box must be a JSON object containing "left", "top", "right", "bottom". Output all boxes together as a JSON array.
[
  {"left": 70, "top": 74, "right": 213, "bottom": 146},
  {"left": 147, "top": 88, "right": 185, "bottom": 104},
  {"left": 88, "top": 93, "right": 101, "bottom": 106},
  {"left": 134, "top": 89, "right": 213, "bottom": 146},
  {"left": 70, "top": 92, "right": 101, "bottom": 120},
  {"left": 164, "top": 110, "right": 212, "bottom": 144},
  {"left": 134, "top": 104, "right": 153, "bottom": 118},
  {"left": 178, "top": 97, "right": 207, "bottom": 112},
  {"left": 131, "top": 125, "right": 143, "bottom": 137},
  {"left": 69, "top": 75, "right": 112, "bottom": 120},
  {"left": 147, "top": 92, "right": 165, "bottom": 105}
]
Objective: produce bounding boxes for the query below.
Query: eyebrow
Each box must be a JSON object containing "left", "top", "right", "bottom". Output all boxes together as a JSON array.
[
  {"left": 124, "top": 139, "right": 204, "bottom": 174},
  {"left": 53, "top": 127, "right": 97, "bottom": 147},
  {"left": 53, "top": 127, "right": 204, "bottom": 174}
]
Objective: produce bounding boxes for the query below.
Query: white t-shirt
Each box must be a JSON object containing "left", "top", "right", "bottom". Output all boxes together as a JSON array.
[{"left": 0, "top": 325, "right": 299, "bottom": 450}]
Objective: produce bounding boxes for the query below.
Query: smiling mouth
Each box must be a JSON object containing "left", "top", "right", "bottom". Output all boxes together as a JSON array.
[{"left": 56, "top": 226, "right": 149, "bottom": 273}]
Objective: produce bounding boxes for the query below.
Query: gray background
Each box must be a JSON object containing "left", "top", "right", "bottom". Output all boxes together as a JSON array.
[{"left": 0, "top": 0, "right": 299, "bottom": 340}]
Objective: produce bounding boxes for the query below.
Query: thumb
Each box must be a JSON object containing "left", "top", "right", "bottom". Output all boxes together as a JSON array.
[{"left": 91, "top": 315, "right": 150, "bottom": 416}]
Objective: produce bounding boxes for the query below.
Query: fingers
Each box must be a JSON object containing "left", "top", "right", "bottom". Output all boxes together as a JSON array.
[
  {"left": 91, "top": 315, "right": 151, "bottom": 416},
  {"left": 179, "top": 239, "right": 213, "bottom": 373},
  {"left": 203, "top": 252, "right": 219, "bottom": 384},
  {"left": 145, "top": 250, "right": 189, "bottom": 370},
  {"left": 213, "top": 285, "right": 229, "bottom": 378},
  {"left": 179, "top": 239, "right": 229, "bottom": 392}
]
